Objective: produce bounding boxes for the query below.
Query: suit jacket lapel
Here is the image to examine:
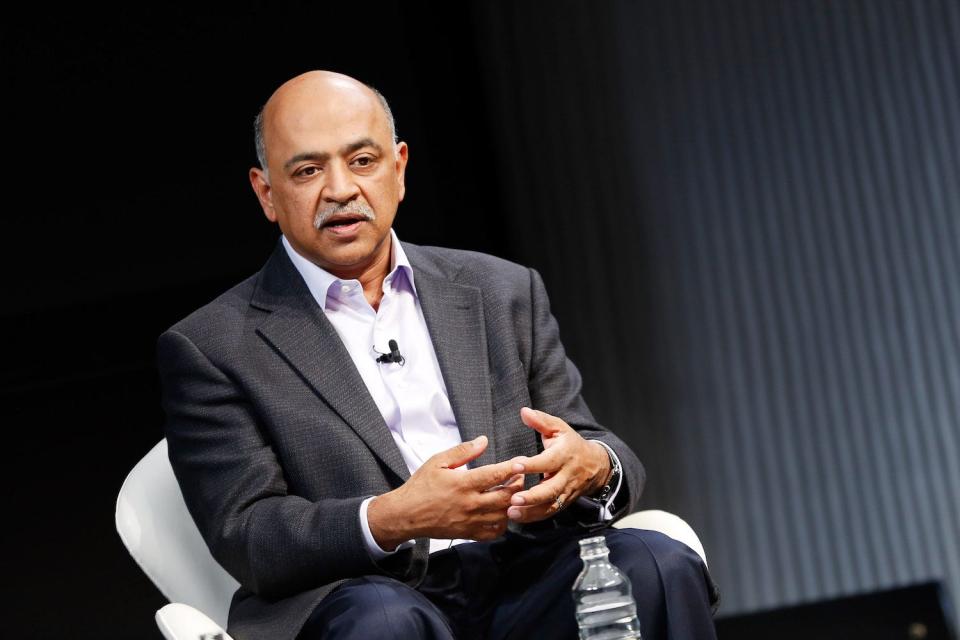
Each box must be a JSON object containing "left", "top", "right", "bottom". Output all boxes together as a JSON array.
[
  {"left": 406, "top": 245, "right": 498, "bottom": 468},
  {"left": 250, "top": 241, "right": 410, "bottom": 482}
]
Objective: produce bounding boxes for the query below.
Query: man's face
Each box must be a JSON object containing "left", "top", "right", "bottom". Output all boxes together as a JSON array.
[{"left": 250, "top": 77, "right": 408, "bottom": 279}]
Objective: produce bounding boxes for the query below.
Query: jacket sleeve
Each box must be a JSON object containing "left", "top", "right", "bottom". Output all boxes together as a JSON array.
[
  {"left": 157, "top": 329, "right": 420, "bottom": 600},
  {"left": 524, "top": 267, "right": 646, "bottom": 522}
]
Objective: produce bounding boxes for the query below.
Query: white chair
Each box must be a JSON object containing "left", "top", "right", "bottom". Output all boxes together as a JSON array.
[
  {"left": 116, "top": 439, "right": 707, "bottom": 640},
  {"left": 116, "top": 439, "right": 238, "bottom": 640}
]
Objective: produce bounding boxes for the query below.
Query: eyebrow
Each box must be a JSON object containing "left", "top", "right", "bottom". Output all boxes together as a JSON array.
[{"left": 282, "top": 138, "right": 385, "bottom": 172}]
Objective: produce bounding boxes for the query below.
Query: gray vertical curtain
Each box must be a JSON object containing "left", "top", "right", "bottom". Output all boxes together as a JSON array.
[{"left": 470, "top": 0, "right": 960, "bottom": 616}]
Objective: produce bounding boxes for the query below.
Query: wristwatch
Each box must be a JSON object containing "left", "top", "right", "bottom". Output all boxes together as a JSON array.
[
  {"left": 575, "top": 441, "right": 622, "bottom": 517},
  {"left": 593, "top": 442, "right": 621, "bottom": 504}
]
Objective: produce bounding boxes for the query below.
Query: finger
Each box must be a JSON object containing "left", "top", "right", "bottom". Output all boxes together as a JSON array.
[
  {"left": 435, "top": 435, "right": 488, "bottom": 469},
  {"left": 468, "top": 511, "right": 509, "bottom": 533},
  {"left": 508, "top": 447, "right": 562, "bottom": 476},
  {"left": 465, "top": 458, "right": 526, "bottom": 490},
  {"left": 475, "top": 520, "right": 508, "bottom": 540},
  {"left": 507, "top": 496, "right": 567, "bottom": 523},
  {"left": 507, "top": 504, "right": 556, "bottom": 523},
  {"left": 475, "top": 480, "right": 526, "bottom": 512},
  {"left": 479, "top": 510, "right": 510, "bottom": 527},
  {"left": 509, "top": 473, "right": 570, "bottom": 508},
  {"left": 519, "top": 407, "right": 570, "bottom": 438},
  {"left": 482, "top": 473, "right": 525, "bottom": 493}
]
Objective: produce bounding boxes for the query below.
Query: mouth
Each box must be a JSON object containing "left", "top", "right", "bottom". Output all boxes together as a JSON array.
[
  {"left": 314, "top": 200, "right": 376, "bottom": 233},
  {"left": 320, "top": 214, "right": 368, "bottom": 236},
  {"left": 322, "top": 213, "right": 366, "bottom": 227}
]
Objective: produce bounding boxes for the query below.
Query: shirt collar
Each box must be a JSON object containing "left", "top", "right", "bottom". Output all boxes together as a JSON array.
[{"left": 281, "top": 228, "right": 416, "bottom": 311}]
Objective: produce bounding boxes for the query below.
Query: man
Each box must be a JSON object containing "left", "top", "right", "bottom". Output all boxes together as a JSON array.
[{"left": 158, "top": 70, "right": 718, "bottom": 639}]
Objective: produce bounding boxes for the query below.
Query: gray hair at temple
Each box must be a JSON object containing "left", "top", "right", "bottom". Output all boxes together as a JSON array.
[{"left": 253, "top": 83, "right": 398, "bottom": 175}]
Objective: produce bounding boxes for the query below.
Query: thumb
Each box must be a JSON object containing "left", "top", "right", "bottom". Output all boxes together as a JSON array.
[{"left": 437, "top": 435, "right": 488, "bottom": 469}]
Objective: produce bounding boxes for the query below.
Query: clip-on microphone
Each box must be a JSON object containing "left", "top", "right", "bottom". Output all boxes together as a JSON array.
[{"left": 375, "top": 339, "right": 405, "bottom": 366}]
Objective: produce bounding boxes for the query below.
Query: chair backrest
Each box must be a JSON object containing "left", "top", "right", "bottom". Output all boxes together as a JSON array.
[
  {"left": 115, "top": 439, "right": 239, "bottom": 628},
  {"left": 613, "top": 509, "right": 708, "bottom": 566}
]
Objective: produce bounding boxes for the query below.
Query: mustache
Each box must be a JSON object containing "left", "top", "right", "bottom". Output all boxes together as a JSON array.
[{"left": 313, "top": 201, "right": 376, "bottom": 230}]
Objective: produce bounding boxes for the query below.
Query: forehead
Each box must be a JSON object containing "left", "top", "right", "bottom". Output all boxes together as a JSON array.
[{"left": 267, "top": 85, "right": 391, "bottom": 159}]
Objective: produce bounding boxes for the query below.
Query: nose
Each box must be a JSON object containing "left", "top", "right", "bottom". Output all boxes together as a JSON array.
[{"left": 322, "top": 161, "right": 361, "bottom": 203}]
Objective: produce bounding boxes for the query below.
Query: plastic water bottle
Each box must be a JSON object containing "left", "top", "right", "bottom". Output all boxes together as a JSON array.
[{"left": 573, "top": 535, "right": 643, "bottom": 640}]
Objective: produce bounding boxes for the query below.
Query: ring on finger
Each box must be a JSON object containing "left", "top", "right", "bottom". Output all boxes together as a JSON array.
[{"left": 553, "top": 495, "right": 565, "bottom": 511}]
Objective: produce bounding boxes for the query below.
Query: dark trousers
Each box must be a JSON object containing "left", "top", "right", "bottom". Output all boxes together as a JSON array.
[{"left": 297, "top": 528, "right": 719, "bottom": 640}]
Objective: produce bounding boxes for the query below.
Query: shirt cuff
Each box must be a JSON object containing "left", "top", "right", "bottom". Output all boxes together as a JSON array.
[
  {"left": 359, "top": 496, "right": 416, "bottom": 560},
  {"left": 575, "top": 440, "right": 624, "bottom": 522}
]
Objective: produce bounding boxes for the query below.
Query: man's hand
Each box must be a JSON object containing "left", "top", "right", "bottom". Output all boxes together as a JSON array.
[
  {"left": 505, "top": 407, "right": 611, "bottom": 524},
  {"left": 367, "top": 436, "right": 525, "bottom": 550}
]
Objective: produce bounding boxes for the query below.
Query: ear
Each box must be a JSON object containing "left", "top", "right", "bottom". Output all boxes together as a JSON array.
[
  {"left": 394, "top": 141, "right": 409, "bottom": 202},
  {"left": 249, "top": 167, "right": 277, "bottom": 222}
]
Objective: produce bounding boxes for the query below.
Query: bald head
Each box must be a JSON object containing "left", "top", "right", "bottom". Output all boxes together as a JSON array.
[{"left": 254, "top": 71, "right": 397, "bottom": 173}]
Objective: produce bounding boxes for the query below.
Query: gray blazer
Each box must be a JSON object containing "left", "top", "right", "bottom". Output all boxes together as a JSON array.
[{"left": 157, "top": 239, "right": 645, "bottom": 640}]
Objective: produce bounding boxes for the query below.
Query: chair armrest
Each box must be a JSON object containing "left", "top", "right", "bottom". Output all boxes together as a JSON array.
[
  {"left": 155, "top": 603, "right": 234, "bottom": 640},
  {"left": 613, "top": 509, "right": 708, "bottom": 567}
]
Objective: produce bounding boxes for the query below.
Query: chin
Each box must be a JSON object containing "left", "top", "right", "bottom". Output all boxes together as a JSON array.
[{"left": 320, "top": 245, "right": 377, "bottom": 269}]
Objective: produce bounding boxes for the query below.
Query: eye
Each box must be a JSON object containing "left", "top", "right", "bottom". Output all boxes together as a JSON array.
[
  {"left": 296, "top": 166, "right": 321, "bottom": 177},
  {"left": 351, "top": 155, "right": 377, "bottom": 169}
]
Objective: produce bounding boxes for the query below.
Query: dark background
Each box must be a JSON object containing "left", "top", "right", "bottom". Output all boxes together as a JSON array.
[{"left": 4, "top": 2, "right": 959, "bottom": 637}]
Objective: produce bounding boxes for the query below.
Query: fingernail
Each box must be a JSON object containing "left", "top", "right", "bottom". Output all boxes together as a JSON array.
[
  {"left": 512, "top": 462, "right": 525, "bottom": 473},
  {"left": 511, "top": 494, "right": 525, "bottom": 506},
  {"left": 508, "top": 507, "right": 522, "bottom": 520},
  {"left": 473, "top": 435, "right": 487, "bottom": 447}
]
